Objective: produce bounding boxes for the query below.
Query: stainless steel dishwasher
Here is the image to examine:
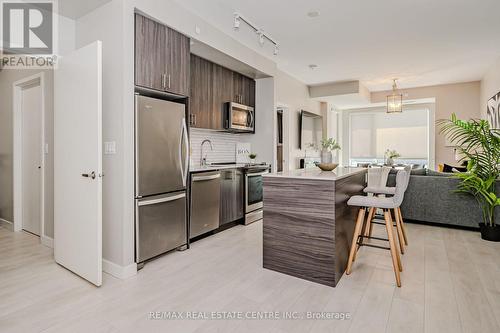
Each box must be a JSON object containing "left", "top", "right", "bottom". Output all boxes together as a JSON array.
[{"left": 190, "top": 171, "right": 221, "bottom": 239}]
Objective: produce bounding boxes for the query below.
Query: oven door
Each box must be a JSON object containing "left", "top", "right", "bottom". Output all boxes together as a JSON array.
[
  {"left": 228, "top": 102, "right": 254, "bottom": 132},
  {"left": 245, "top": 170, "right": 268, "bottom": 213}
]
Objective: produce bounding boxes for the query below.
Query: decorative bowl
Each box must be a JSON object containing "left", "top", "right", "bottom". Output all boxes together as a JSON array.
[{"left": 315, "top": 162, "right": 338, "bottom": 171}]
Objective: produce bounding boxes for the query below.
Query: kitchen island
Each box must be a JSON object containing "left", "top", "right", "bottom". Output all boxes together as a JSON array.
[{"left": 262, "top": 167, "right": 367, "bottom": 287}]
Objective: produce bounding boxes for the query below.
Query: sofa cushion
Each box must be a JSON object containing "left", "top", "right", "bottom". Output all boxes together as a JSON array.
[
  {"left": 389, "top": 168, "right": 426, "bottom": 175},
  {"left": 426, "top": 169, "right": 451, "bottom": 177}
]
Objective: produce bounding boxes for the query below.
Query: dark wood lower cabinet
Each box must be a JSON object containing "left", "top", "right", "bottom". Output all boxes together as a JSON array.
[{"left": 220, "top": 169, "right": 244, "bottom": 225}]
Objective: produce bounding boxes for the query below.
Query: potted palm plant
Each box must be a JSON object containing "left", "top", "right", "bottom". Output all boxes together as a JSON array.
[{"left": 438, "top": 114, "right": 500, "bottom": 241}]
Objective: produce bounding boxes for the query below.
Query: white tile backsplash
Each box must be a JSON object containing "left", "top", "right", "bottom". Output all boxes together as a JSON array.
[{"left": 189, "top": 129, "right": 250, "bottom": 167}]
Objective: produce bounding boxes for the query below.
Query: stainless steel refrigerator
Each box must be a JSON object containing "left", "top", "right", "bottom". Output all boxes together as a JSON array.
[{"left": 135, "top": 94, "right": 189, "bottom": 264}]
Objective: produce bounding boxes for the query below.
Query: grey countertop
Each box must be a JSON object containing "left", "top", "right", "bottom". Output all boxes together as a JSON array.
[{"left": 264, "top": 167, "right": 366, "bottom": 181}]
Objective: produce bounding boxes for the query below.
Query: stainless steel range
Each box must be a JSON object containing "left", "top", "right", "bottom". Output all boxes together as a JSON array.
[{"left": 243, "top": 163, "right": 270, "bottom": 225}]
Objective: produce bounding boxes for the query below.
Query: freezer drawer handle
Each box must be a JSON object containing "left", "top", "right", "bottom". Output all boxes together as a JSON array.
[
  {"left": 247, "top": 171, "right": 269, "bottom": 177},
  {"left": 137, "top": 193, "right": 186, "bottom": 206},
  {"left": 192, "top": 174, "right": 221, "bottom": 182}
]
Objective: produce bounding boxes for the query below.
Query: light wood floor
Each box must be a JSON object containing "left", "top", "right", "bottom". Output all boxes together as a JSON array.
[{"left": 1, "top": 221, "right": 500, "bottom": 333}]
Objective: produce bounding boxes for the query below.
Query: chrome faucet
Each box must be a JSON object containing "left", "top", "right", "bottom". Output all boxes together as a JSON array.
[{"left": 200, "top": 139, "right": 214, "bottom": 166}]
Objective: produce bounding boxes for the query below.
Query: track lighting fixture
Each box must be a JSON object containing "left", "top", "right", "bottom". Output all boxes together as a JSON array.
[{"left": 233, "top": 12, "right": 279, "bottom": 56}]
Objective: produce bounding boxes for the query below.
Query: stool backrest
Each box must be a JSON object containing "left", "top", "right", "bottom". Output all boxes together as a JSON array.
[
  {"left": 403, "top": 165, "right": 412, "bottom": 191},
  {"left": 392, "top": 170, "right": 408, "bottom": 207},
  {"left": 367, "top": 166, "right": 391, "bottom": 188}
]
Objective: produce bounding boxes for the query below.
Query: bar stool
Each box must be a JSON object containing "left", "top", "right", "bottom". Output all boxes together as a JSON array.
[
  {"left": 346, "top": 170, "right": 408, "bottom": 287},
  {"left": 363, "top": 165, "right": 412, "bottom": 252}
]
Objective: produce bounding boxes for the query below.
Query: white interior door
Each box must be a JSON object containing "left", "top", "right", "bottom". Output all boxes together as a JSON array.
[
  {"left": 54, "top": 41, "right": 103, "bottom": 286},
  {"left": 21, "top": 83, "right": 42, "bottom": 236}
]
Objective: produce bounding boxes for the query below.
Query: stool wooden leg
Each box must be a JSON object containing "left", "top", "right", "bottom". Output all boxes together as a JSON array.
[
  {"left": 354, "top": 209, "right": 370, "bottom": 261},
  {"left": 384, "top": 210, "right": 402, "bottom": 287},
  {"left": 398, "top": 207, "right": 408, "bottom": 245},
  {"left": 346, "top": 208, "right": 366, "bottom": 275},
  {"left": 393, "top": 208, "right": 405, "bottom": 255},
  {"left": 387, "top": 212, "right": 403, "bottom": 272},
  {"left": 364, "top": 207, "right": 375, "bottom": 237}
]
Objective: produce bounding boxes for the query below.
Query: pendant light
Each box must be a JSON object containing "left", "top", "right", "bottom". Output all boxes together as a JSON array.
[{"left": 387, "top": 79, "right": 403, "bottom": 113}]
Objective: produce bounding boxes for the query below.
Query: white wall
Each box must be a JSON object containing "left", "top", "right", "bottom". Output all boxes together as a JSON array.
[
  {"left": 480, "top": 57, "right": 500, "bottom": 119},
  {"left": 0, "top": 13, "right": 75, "bottom": 236},
  {"left": 247, "top": 77, "right": 276, "bottom": 170},
  {"left": 275, "top": 70, "right": 322, "bottom": 169},
  {"left": 76, "top": 0, "right": 130, "bottom": 268}
]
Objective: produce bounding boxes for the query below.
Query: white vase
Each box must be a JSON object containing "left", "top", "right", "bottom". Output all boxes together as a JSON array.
[
  {"left": 321, "top": 150, "right": 333, "bottom": 164},
  {"left": 386, "top": 157, "right": 394, "bottom": 166}
]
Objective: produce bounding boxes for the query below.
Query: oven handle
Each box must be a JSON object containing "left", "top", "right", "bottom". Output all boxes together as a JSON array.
[{"left": 247, "top": 170, "right": 269, "bottom": 177}]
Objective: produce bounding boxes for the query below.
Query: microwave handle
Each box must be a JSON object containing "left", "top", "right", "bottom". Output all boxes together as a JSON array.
[{"left": 248, "top": 109, "right": 254, "bottom": 128}]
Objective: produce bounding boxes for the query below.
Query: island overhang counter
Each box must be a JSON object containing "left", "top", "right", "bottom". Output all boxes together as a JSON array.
[{"left": 262, "top": 167, "right": 367, "bottom": 287}]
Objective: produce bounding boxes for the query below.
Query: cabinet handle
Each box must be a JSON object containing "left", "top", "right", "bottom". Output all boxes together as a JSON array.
[
  {"left": 168, "top": 74, "right": 171, "bottom": 89},
  {"left": 161, "top": 73, "right": 166, "bottom": 89}
]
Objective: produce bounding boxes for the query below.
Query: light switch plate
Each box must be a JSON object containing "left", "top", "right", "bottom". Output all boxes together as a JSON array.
[{"left": 104, "top": 141, "right": 116, "bottom": 155}]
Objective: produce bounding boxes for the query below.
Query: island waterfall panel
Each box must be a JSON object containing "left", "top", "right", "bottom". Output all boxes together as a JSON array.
[{"left": 263, "top": 170, "right": 366, "bottom": 287}]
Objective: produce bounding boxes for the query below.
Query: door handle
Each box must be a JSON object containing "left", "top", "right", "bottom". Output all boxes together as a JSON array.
[{"left": 82, "top": 171, "right": 96, "bottom": 179}]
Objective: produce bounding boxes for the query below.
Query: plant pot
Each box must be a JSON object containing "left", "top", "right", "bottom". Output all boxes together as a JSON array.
[
  {"left": 321, "top": 150, "right": 333, "bottom": 164},
  {"left": 479, "top": 223, "right": 500, "bottom": 242},
  {"left": 386, "top": 157, "right": 394, "bottom": 166}
]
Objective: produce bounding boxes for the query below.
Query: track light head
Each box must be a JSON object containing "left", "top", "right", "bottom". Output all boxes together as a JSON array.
[
  {"left": 258, "top": 31, "right": 265, "bottom": 46},
  {"left": 233, "top": 13, "right": 240, "bottom": 30}
]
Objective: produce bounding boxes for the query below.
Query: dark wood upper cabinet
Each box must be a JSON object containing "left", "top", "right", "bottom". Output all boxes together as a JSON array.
[
  {"left": 166, "top": 27, "right": 190, "bottom": 96},
  {"left": 135, "top": 14, "right": 166, "bottom": 91},
  {"left": 134, "top": 14, "right": 190, "bottom": 97},
  {"left": 190, "top": 55, "right": 256, "bottom": 130},
  {"left": 232, "top": 72, "right": 255, "bottom": 107},
  {"left": 211, "top": 63, "right": 233, "bottom": 130},
  {"left": 189, "top": 54, "right": 213, "bottom": 129}
]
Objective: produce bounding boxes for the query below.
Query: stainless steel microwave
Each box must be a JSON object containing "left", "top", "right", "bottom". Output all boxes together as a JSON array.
[{"left": 225, "top": 102, "right": 254, "bottom": 132}]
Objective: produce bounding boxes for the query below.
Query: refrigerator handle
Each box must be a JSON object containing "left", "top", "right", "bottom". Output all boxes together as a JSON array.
[{"left": 180, "top": 118, "right": 189, "bottom": 187}]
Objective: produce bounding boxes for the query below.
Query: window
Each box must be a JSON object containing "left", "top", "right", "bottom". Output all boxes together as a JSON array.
[{"left": 348, "top": 108, "right": 429, "bottom": 167}]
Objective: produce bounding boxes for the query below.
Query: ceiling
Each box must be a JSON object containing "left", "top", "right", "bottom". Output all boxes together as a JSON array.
[
  {"left": 174, "top": 0, "right": 500, "bottom": 91},
  {"left": 58, "top": 0, "right": 111, "bottom": 19}
]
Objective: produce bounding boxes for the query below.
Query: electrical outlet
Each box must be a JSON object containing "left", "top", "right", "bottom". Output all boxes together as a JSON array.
[{"left": 104, "top": 141, "right": 116, "bottom": 155}]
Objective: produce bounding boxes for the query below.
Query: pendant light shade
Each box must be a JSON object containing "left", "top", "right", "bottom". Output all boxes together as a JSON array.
[{"left": 387, "top": 79, "right": 403, "bottom": 113}]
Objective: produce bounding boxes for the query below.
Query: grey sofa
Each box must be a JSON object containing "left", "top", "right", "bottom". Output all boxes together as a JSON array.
[{"left": 387, "top": 169, "right": 500, "bottom": 229}]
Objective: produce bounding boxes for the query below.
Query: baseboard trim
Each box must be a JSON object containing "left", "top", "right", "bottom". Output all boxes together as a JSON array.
[
  {"left": 0, "top": 218, "right": 14, "bottom": 231},
  {"left": 41, "top": 235, "right": 54, "bottom": 248},
  {"left": 103, "top": 259, "right": 137, "bottom": 279}
]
